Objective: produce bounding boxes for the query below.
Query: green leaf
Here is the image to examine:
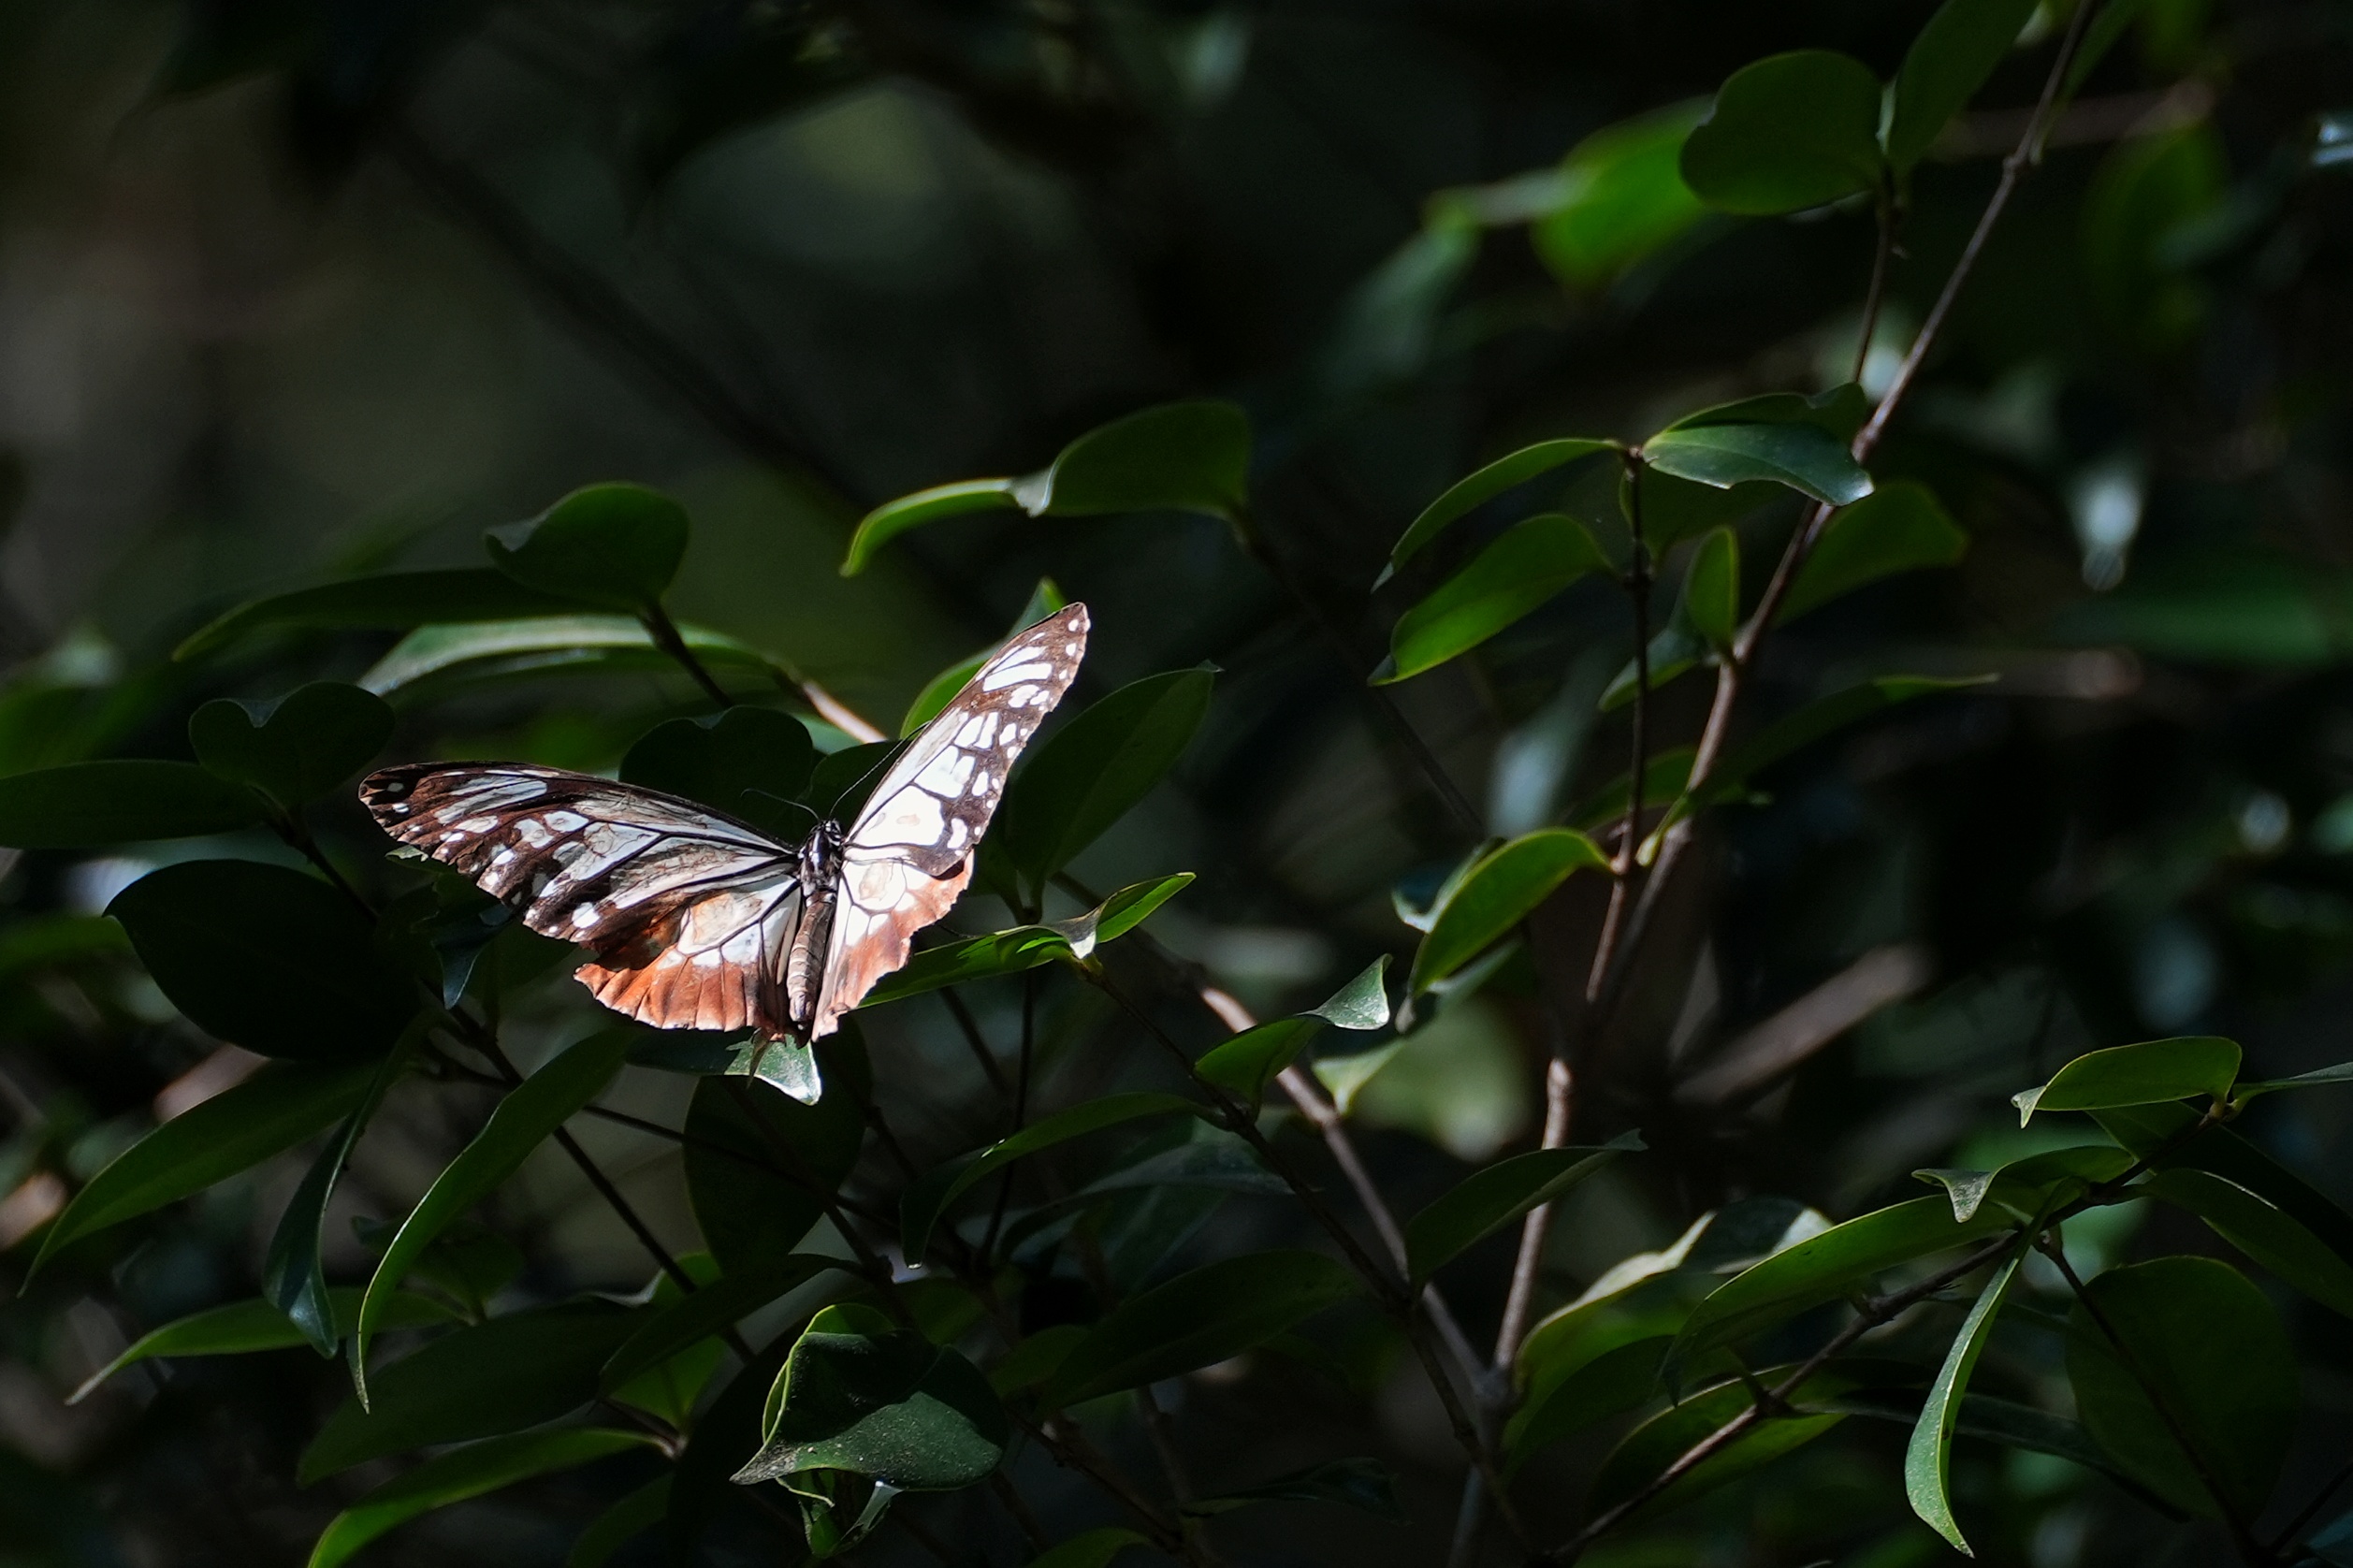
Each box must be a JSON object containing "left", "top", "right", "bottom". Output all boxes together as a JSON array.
[
  {"left": 354, "top": 1030, "right": 637, "bottom": 1384},
  {"left": 621, "top": 706, "right": 820, "bottom": 840},
  {"left": 2142, "top": 1169, "right": 2353, "bottom": 1317},
  {"left": 1377, "top": 514, "right": 1610, "bottom": 682},
  {"left": 600, "top": 1256, "right": 847, "bottom": 1395},
  {"left": 899, "top": 1092, "right": 1204, "bottom": 1265},
  {"left": 189, "top": 683, "right": 395, "bottom": 808},
  {"left": 484, "top": 482, "right": 690, "bottom": 613},
  {"left": 32, "top": 1060, "right": 377, "bottom": 1276},
  {"left": 266, "top": 1046, "right": 409, "bottom": 1356},
  {"left": 356, "top": 614, "right": 781, "bottom": 701},
  {"left": 1664, "top": 1196, "right": 2012, "bottom": 1386},
  {"left": 859, "top": 875, "right": 1195, "bottom": 1009},
  {"left": 1663, "top": 385, "right": 1872, "bottom": 443},
  {"left": 2012, "top": 1036, "right": 2241, "bottom": 1124},
  {"left": 995, "top": 669, "right": 1213, "bottom": 895},
  {"left": 734, "top": 1306, "right": 1007, "bottom": 1490},
  {"left": 1777, "top": 480, "right": 1968, "bottom": 624},
  {"left": 1589, "top": 1364, "right": 1854, "bottom": 1521},
  {"left": 302, "top": 1300, "right": 645, "bottom": 1481},
  {"left": 2065, "top": 1256, "right": 2298, "bottom": 1520},
  {"left": 2235, "top": 1060, "right": 2353, "bottom": 1100},
  {"left": 1682, "top": 527, "right": 1739, "bottom": 649},
  {"left": 685, "top": 1055, "right": 868, "bottom": 1278},
  {"left": 1024, "top": 1528, "right": 1149, "bottom": 1568},
  {"left": 109, "top": 861, "right": 417, "bottom": 1061},
  {"left": 1913, "top": 1145, "right": 2134, "bottom": 1224},
  {"left": 1886, "top": 0, "right": 2039, "bottom": 172},
  {"left": 1532, "top": 101, "right": 1711, "bottom": 290},
  {"left": 2098, "top": 1102, "right": 2353, "bottom": 1269},
  {"left": 1041, "top": 1250, "right": 1361, "bottom": 1408},
  {"left": 1409, "top": 829, "right": 1609, "bottom": 994},
  {"left": 307, "top": 1428, "right": 658, "bottom": 1568},
  {"left": 1404, "top": 1136, "right": 1640, "bottom": 1281},
  {"left": 568, "top": 1475, "right": 670, "bottom": 1568},
  {"left": 1905, "top": 1236, "right": 2028, "bottom": 1554},
  {"left": 1309, "top": 955, "right": 1392, "bottom": 1031},
  {"left": 0, "top": 760, "right": 268, "bottom": 848},
  {"left": 1598, "top": 619, "right": 1707, "bottom": 714},
  {"left": 2082, "top": 124, "right": 2226, "bottom": 354},
  {"left": 1382, "top": 439, "right": 1618, "bottom": 583},
  {"left": 841, "top": 401, "right": 1249, "bottom": 574},
  {"left": 1830, "top": 1388, "right": 2176, "bottom": 1515},
  {"left": 1571, "top": 747, "right": 1695, "bottom": 832},
  {"left": 69, "top": 1289, "right": 455, "bottom": 1403},
  {"left": 1312, "top": 1042, "right": 1405, "bottom": 1115},
  {"left": 990, "top": 1325, "right": 1086, "bottom": 1397},
  {"left": 1503, "top": 1335, "right": 1677, "bottom": 1476},
  {"left": 173, "top": 569, "right": 578, "bottom": 662},
  {"left": 1680, "top": 51, "right": 1887, "bottom": 215},
  {"left": 1642, "top": 421, "right": 1873, "bottom": 508},
  {"left": 669, "top": 1332, "right": 795, "bottom": 1561},
  {"left": 1196, "top": 1018, "right": 1324, "bottom": 1106},
  {"left": 1183, "top": 1457, "right": 1401, "bottom": 1517}
]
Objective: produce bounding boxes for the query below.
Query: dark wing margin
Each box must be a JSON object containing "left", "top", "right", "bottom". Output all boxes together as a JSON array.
[
  {"left": 814, "top": 603, "right": 1091, "bottom": 1035},
  {"left": 359, "top": 762, "right": 806, "bottom": 1037}
]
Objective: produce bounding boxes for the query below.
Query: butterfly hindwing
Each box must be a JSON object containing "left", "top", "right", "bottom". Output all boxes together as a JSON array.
[{"left": 813, "top": 603, "right": 1091, "bottom": 1036}]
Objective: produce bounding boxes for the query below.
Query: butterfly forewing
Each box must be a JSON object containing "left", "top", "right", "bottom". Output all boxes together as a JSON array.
[
  {"left": 359, "top": 762, "right": 805, "bottom": 1036},
  {"left": 814, "top": 603, "right": 1090, "bottom": 1036}
]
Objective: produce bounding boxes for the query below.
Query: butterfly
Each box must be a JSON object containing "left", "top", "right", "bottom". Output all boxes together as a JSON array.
[{"left": 360, "top": 603, "right": 1090, "bottom": 1092}]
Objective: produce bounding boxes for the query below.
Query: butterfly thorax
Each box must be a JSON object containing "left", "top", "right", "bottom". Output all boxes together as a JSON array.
[{"left": 782, "top": 820, "right": 847, "bottom": 1036}]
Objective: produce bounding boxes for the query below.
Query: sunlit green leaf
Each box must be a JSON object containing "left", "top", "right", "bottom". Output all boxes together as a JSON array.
[
  {"left": 308, "top": 1428, "right": 658, "bottom": 1568},
  {"left": 1382, "top": 439, "right": 1618, "bottom": 583},
  {"left": 2012, "top": 1036, "right": 2241, "bottom": 1124},
  {"left": 1589, "top": 1364, "right": 1855, "bottom": 1521},
  {"left": 1310, "top": 955, "right": 1392, "bottom": 1031},
  {"left": 860, "top": 874, "right": 1193, "bottom": 1009},
  {"left": 1532, "top": 102, "right": 1711, "bottom": 289},
  {"left": 1196, "top": 1018, "right": 1323, "bottom": 1106},
  {"left": 1404, "top": 1135, "right": 1639, "bottom": 1281},
  {"left": 1642, "top": 420, "right": 1872, "bottom": 508},
  {"left": 734, "top": 1304, "right": 1006, "bottom": 1490},
  {"left": 2099, "top": 1102, "right": 2353, "bottom": 1269},
  {"left": 1377, "top": 514, "right": 1609, "bottom": 682},
  {"left": 485, "top": 482, "right": 690, "bottom": 613},
  {"left": 1042, "top": 1250, "right": 1360, "bottom": 1407},
  {"left": 356, "top": 615, "right": 781, "bottom": 700},
  {"left": 1409, "top": 829, "right": 1609, "bottom": 994},
  {"left": 1777, "top": 480, "right": 1968, "bottom": 624},
  {"left": 1905, "top": 1235, "right": 2028, "bottom": 1554},
  {"left": 0, "top": 760, "right": 268, "bottom": 848},
  {"left": 1680, "top": 51, "right": 1887, "bottom": 215}
]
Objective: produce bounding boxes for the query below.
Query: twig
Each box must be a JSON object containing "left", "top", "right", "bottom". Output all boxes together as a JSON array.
[
  {"left": 640, "top": 602, "right": 738, "bottom": 710},
  {"left": 981, "top": 970, "right": 1040, "bottom": 1261},
  {"left": 1852, "top": 179, "right": 1897, "bottom": 387},
  {"left": 940, "top": 986, "right": 1013, "bottom": 1096}
]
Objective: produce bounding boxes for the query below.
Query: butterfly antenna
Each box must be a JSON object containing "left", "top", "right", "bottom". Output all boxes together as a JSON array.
[
  {"left": 745, "top": 790, "right": 820, "bottom": 834},
  {"left": 826, "top": 742, "right": 908, "bottom": 818}
]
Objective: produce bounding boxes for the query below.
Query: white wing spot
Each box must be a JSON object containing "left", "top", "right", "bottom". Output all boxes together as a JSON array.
[
  {"left": 545, "top": 810, "right": 588, "bottom": 833},
  {"left": 515, "top": 818, "right": 553, "bottom": 848},
  {"left": 981, "top": 660, "right": 1054, "bottom": 691},
  {"left": 915, "top": 747, "right": 977, "bottom": 795},
  {"left": 572, "top": 904, "right": 601, "bottom": 927}
]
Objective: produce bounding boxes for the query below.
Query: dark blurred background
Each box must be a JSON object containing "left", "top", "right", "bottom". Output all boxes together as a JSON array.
[{"left": 5, "top": 1, "right": 2353, "bottom": 1564}]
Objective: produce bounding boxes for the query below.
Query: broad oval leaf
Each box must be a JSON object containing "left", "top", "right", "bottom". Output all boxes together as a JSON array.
[
  {"left": 485, "top": 482, "right": 690, "bottom": 613},
  {"left": 1383, "top": 438, "right": 1618, "bottom": 582},
  {"left": 308, "top": 1428, "right": 658, "bottom": 1568},
  {"left": 1905, "top": 1237, "right": 2029, "bottom": 1554},
  {"left": 1378, "top": 514, "right": 1610, "bottom": 683},
  {"left": 1777, "top": 480, "right": 1968, "bottom": 624},
  {"left": 109, "top": 862, "right": 417, "bottom": 1062},
  {"left": 302, "top": 1300, "right": 645, "bottom": 1481},
  {"left": 621, "top": 705, "right": 819, "bottom": 840},
  {"left": 34, "top": 1060, "right": 378, "bottom": 1276},
  {"left": 995, "top": 669, "right": 1213, "bottom": 894},
  {"left": 1681, "top": 526, "right": 1739, "bottom": 649},
  {"left": 355, "top": 1030, "right": 638, "bottom": 1380},
  {"left": 1641, "top": 421, "right": 1873, "bottom": 508},
  {"left": 685, "top": 1053, "right": 868, "bottom": 1278},
  {"left": 2065, "top": 1256, "right": 2297, "bottom": 1521},
  {"left": 1680, "top": 51, "right": 1887, "bottom": 216},
  {"left": 1404, "top": 1136, "right": 1639, "bottom": 1281},
  {"left": 1532, "top": 102, "right": 1710, "bottom": 290},
  {"left": 173, "top": 569, "right": 577, "bottom": 662},
  {"left": 842, "top": 481, "right": 1024, "bottom": 578},
  {"left": 2098, "top": 1102, "right": 2353, "bottom": 1270},
  {"left": 2142, "top": 1168, "right": 2353, "bottom": 1318},
  {"left": 71, "top": 1288, "right": 454, "bottom": 1403},
  {"left": 0, "top": 760, "right": 268, "bottom": 848},
  {"left": 1041, "top": 1250, "right": 1361, "bottom": 1407},
  {"left": 1195, "top": 1017, "right": 1323, "bottom": 1105},
  {"left": 357, "top": 614, "right": 779, "bottom": 700},
  {"left": 899, "top": 1092, "right": 1205, "bottom": 1265},
  {"left": 1503, "top": 1335, "right": 1677, "bottom": 1477},
  {"left": 1409, "top": 829, "right": 1609, "bottom": 995},
  {"left": 190, "top": 682, "right": 395, "bottom": 807},
  {"left": 733, "top": 1309, "right": 1007, "bottom": 1490},
  {"left": 2012, "top": 1036, "right": 2241, "bottom": 1124},
  {"left": 1886, "top": 0, "right": 2040, "bottom": 173},
  {"left": 1025, "top": 1528, "right": 1151, "bottom": 1568}
]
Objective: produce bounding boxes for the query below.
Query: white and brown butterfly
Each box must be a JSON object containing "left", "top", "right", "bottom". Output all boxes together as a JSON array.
[{"left": 360, "top": 603, "right": 1089, "bottom": 1076}]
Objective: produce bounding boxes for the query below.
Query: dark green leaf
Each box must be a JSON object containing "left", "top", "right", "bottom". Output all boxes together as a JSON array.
[
  {"left": 2099, "top": 1102, "right": 2353, "bottom": 1270},
  {"left": 109, "top": 861, "right": 416, "bottom": 1061},
  {"left": 69, "top": 1288, "right": 455, "bottom": 1403},
  {"left": 1532, "top": 102, "right": 1711, "bottom": 289},
  {"left": 189, "top": 683, "right": 394, "bottom": 807},
  {"left": 265, "top": 1047, "right": 407, "bottom": 1356},
  {"left": 1885, "top": 0, "right": 2040, "bottom": 172},
  {"left": 1024, "top": 1528, "right": 1149, "bottom": 1568},
  {"left": 2065, "top": 1256, "right": 2297, "bottom": 1519},
  {"left": 2064, "top": 0, "right": 2154, "bottom": 96},
  {"left": 1183, "top": 1457, "right": 1400, "bottom": 1517},
  {"left": 569, "top": 1476, "right": 669, "bottom": 1568},
  {"left": 621, "top": 707, "right": 819, "bottom": 840},
  {"left": 1195, "top": 1017, "right": 1323, "bottom": 1106},
  {"left": 1503, "top": 1335, "right": 1676, "bottom": 1476},
  {"left": 310, "top": 1428, "right": 658, "bottom": 1568},
  {"left": 1409, "top": 829, "right": 1610, "bottom": 994},
  {"left": 0, "top": 761, "right": 267, "bottom": 848},
  {"left": 901, "top": 581, "right": 1069, "bottom": 736},
  {"left": 1309, "top": 955, "right": 1392, "bottom": 1031},
  {"left": 2012, "top": 1036, "right": 2241, "bottom": 1123},
  {"left": 601, "top": 1256, "right": 847, "bottom": 1395},
  {"left": 1404, "top": 1135, "right": 1640, "bottom": 1281},
  {"left": 302, "top": 1301, "right": 645, "bottom": 1481},
  {"left": 1680, "top": 51, "right": 1887, "bottom": 215},
  {"left": 1598, "top": 619, "right": 1707, "bottom": 714},
  {"left": 804, "top": 739, "right": 900, "bottom": 820},
  {"left": 173, "top": 570, "right": 577, "bottom": 662},
  {"left": 1682, "top": 527, "right": 1739, "bottom": 648},
  {"left": 734, "top": 1307, "right": 1006, "bottom": 1492},
  {"left": 686, "top": 1052, "right": 868, "bottom": 1278},
  {"left": 1642, "top": 421, "right": 1873, "bottom": 508},
  {"left": 2081, "top": 125, "right": 2226, "bottom": 352},
  {"left": 1830, "top": 1388, "right": 2177, "bottom": 1515},
  {"left": 1661, "top": 385, "right": 1871, "bottom": 443},
  {"left": 1589, "top": 1365, "right": 1853, "bottom": 1521},
  {"left": 995, "top": 669, "right": 1213, "bottom": 894},
  {"left": 33, "top": 1060, "right": 377, "bottom": 1275},
  {"left": 1912, "top": 1146, "right": 2135, "bottom": 1225},
  {"left": 669, "top": 1331, "right": 798, "bottom": 1562},
  {"left": 840, "top": 482, "right": 1024, "bottom": 578},
  {"left": 485, "top": 482, "right": 690, "bottom": 613},
  {"left": 1905, "top": 1237, "right": 2028, "bottom": 1554},
  {"left": 355, "top": 1030, "right": 637, "bottom": 1382},
  {"left": 1571, "top": 747, "right": 1694, "bottom": 832},
  {"left": 2142, "top": 1169, "right": 2353, "bottom": 1317},
  {"left": 2235, "top": 1060, "right": 2353, "bottom": 1100},
  {"left": 899, "top": 1092, "right": 1203, "bottom": 1265},
  {"left": 859, "top": 875, "right": 1194, "bottom": 1010},
  {"left": 1042, "top": 1250, "right": 1361, "bottom": 1407},
  {"left": 1382, "top": 439, "right": 1618, "bottom": 583},
  {"left": 1377, "top": 514, "right": 1610, "bottom": 682},
  {"left": 990, "top": 1325, "right": 1086, "bottom": 1397},
  {"left": 356, "top": 614, "right": 777, "bottom": 702},
  {"left": 1776, "top": 480, "right": 1968, "bottom": 624}
]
